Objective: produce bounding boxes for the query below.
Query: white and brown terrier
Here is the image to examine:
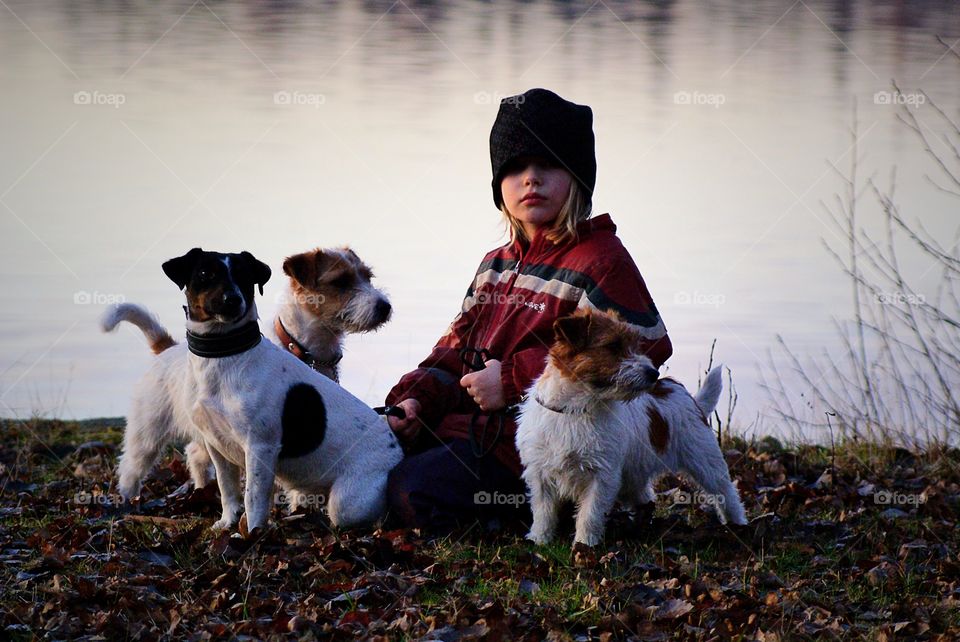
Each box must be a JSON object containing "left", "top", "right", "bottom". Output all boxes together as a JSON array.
[
  {"left": 103, "top": 247, "right": 392, "bottom": 492},
  {"left": 103, "top": 248, "right": 401, "bottom": 532},
  {"left": 516, "top": 308, "right": 747, "bottom": 547},
  {"left": 274, "top": 247, "right": 392, "bottom": 382}
]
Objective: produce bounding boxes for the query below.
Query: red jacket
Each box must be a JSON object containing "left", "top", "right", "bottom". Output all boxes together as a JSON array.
[{"left": 386, "top": 214, "right": 672, "bottom": 475}]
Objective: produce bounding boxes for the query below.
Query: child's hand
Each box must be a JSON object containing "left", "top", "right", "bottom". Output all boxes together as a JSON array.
[
  {"left": 388, "top": 398, "right": 422, "bottom": 442},
  {"left": 460, "top": 359, "right": 506, "bottom": 412}
]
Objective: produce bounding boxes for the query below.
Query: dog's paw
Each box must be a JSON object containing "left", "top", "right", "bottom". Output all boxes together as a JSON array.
[
  {"left": 211, "top": 515, "right": 239, "bottom": 531},
  {"left": 573, "top": 532, "right": 602, "bottom": 548},
  {"left": 526, "top": 530, "right": 553, "bottom": 545}
]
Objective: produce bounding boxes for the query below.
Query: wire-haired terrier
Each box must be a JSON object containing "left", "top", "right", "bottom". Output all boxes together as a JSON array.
[{"left": 516, "top": 308, "right": 747, "bottom": 547}]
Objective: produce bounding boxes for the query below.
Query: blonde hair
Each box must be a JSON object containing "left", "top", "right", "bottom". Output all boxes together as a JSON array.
[{"left": 501, "top": 179, "right": 592, "bottom": 245}]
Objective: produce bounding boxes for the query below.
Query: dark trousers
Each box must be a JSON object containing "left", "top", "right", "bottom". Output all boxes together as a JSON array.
[{"left": 386, "top": 438, "right": 531, "bottom": 533}]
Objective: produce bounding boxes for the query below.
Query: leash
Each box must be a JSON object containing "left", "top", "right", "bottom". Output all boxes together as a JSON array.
[{"left": 459, "top": 347, "right": 522, "bottom": 458}]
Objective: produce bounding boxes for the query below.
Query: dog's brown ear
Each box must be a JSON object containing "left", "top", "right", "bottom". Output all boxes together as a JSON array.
[
  {"left": 162, "top": 247, "right": 204, "bottom": 290},
  {"left": 553, "top": 311, "right": 592, "bottom": 350},
  {"left": 284, "top": 249, "right": 347, "bottom": 287},
  {"left": 282, "top": 251, "right": 318, "bottom": 286}
]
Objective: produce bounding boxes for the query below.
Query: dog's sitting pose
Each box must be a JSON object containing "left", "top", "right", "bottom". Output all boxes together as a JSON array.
[
  {"left": 109, "top": 248, "right": 402, "bottom": 531},
  {"left": 516, "top": 309, "right": 748, "bottom": 547},
  {"left": 103, "top": 246, "right": 392, "bottom": 489}
]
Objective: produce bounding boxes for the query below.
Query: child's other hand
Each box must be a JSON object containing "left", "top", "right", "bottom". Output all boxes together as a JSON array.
[
  {"left": 460, "top": 359, "right": 506, "bottom": 412},
  {"left": 388, "top": 398, "right": 422, "bottom": 442}
]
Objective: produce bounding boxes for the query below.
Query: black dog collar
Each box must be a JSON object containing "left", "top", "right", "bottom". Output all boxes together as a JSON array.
[{"left": 186, "top": 322, "right": 262, "bottom": 358}]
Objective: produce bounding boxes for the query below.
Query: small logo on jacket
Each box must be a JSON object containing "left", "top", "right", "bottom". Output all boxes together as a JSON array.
[{"left": 524, "top": 301, "right": 546, "bottom": 313}]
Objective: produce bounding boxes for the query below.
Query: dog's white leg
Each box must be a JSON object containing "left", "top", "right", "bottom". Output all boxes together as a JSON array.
[
  {"left": 525, "top": 475, "right": 560, "bottom": 545},
  {"left": 718, "top": 479, "right": 748, "bottom": 525},
  {"left": 326, "top": 472, "right": 388, "bottom": 528},
  {"left": 117, "top": 401, "right": 172, "bottom": 501},
  {"left": 573, "top": 475, "right": 620, "bottom": 547},
  {"left": 185, "top": 440, "right": 214, "bottom": 488},
  {"left": 243, "top": 443, "right": 280, "bottom": 533},
  {"left": 207, "top": 446, "right": 243, "bottom": 530},
  {"left": 678, "top": 437, "right": 748, "bottom": 525}
]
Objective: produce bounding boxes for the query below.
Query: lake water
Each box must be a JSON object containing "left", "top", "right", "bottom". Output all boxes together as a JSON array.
[{"left": 1, "top": 0, "right": 958, "bottom": 440}]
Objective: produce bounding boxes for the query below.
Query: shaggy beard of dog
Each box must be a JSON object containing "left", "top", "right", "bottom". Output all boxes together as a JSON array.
[{"left": 516, "top": 309, "right": 748, "bottom": 547}]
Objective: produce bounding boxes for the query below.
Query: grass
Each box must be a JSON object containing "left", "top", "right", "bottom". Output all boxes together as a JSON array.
[{"left": 0, "top": 417, "right": 958, "bottom": 640}]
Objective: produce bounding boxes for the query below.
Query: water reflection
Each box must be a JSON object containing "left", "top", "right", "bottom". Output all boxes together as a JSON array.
[{"left": 0, "top": 0, "right": 958, "bottom": 434}]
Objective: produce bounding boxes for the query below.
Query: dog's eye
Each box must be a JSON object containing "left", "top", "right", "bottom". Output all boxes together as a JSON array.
[
  {"left": 197, "top": 270, "right": 213, "bottom": 282},
  {"left": 330, "top": 275, "right": 354, "bottom": 289}
]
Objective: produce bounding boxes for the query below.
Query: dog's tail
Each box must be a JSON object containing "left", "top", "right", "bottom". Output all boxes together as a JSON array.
[
  {"left": 694, "top": 366, "right": 724, "bottom": 418},
  {"left": 101, "top": 303, "right": 177, "bottom": 354}
]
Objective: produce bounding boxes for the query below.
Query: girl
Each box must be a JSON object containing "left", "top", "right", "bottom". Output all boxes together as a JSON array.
[{"left": 385, "top": 88, "right": 672, "bottom": 532}]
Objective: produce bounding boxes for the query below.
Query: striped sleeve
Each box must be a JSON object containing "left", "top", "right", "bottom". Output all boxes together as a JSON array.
[{"left": 578, "top": 257, "right": 672, "bottom": 367}]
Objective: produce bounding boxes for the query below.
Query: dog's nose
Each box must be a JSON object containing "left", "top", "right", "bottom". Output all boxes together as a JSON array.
[
  {"left": 223, "top": 292, "right": 242, "bottom": 310},
  {"left": 375, "top": 299, "right": 392, "bottom": 322}
]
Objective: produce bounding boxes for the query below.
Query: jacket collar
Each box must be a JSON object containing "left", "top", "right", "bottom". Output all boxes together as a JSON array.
[{"left": 510, "top": 213, "right": 616, "bottom": 258}]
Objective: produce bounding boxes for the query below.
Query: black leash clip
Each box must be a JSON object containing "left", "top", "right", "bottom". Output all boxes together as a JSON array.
[{"left": 373, "top": 405, "right": 407, "bottom": 420}]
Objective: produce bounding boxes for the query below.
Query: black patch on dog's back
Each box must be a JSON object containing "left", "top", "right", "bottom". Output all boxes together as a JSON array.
[{"left": 280, "top": 383, "right": 326, "bottom": 458}]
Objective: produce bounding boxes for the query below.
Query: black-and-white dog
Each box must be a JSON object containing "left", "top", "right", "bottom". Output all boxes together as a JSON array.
[{"left": 111, "top": 248, "right": 402, "bottom": 531}]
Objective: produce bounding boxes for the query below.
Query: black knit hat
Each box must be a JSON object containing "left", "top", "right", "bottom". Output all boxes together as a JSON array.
[{"left": 489, "top": 88, "right": 596, "bottom": 208}]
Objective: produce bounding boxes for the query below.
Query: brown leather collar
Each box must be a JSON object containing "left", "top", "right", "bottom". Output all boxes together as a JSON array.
[{"left": 274, "top": 317, "right": 342, "bottom": 372}]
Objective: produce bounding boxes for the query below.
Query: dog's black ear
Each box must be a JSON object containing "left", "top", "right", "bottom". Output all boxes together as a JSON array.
[
  {"left": 553, "top": 312, "right": 592, "bottom": 350},
  {"left": 238, "top": 251, "right": 272, "bottom": 295},
  {"left": 162, "top": 248, "right": 204, "bottom": 290}
]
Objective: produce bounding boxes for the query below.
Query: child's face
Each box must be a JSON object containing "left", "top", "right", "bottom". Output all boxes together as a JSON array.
[{"left": 500, "top": 156, "right": 573, "bottom": 239}]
